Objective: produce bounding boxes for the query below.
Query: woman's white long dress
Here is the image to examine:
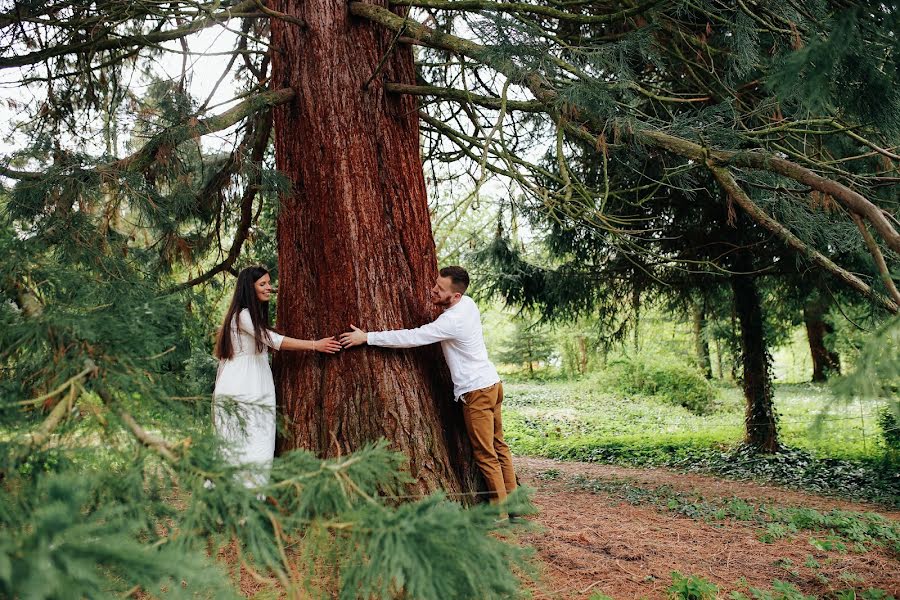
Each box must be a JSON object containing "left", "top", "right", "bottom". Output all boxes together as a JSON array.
[{"left": 213, "top": 309, "right": 284, "bottom": 488}]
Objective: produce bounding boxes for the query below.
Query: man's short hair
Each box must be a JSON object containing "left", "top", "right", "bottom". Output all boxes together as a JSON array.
[{"left": 439, "top": 265, "right": 470, "bottom": 293}]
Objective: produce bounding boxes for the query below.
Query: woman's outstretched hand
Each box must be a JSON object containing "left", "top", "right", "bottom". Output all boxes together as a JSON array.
[
  {"left": 314, "top": 336, "right": 342, "bottom": 354},
  {"left": 339, "top": 325, "right": 368, "bottom": 348}
]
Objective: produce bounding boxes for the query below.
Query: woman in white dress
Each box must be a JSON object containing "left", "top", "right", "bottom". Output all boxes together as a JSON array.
[{"left": 213, "top": 265, "right": 340, "bottom": 487}]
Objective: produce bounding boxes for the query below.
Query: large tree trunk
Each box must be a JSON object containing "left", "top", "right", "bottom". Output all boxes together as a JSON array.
[
  {"left": 268, "top": 2, "right": 477, "bottom": 495},
  {"left": 803, "top": 296, "right": 840, "bottom": 383},
  {"left": 691, "top": 301, "right": 712, "bottom": 379},
  {"left": 731, "top": 273, "right": 779, "bottom": 452}
]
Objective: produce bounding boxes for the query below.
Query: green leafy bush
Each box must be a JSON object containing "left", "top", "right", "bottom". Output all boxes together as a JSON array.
[
  {"left": 729, "top": 579, "right": 816, "bottom": 600},
  {"left": 596, "top": 357, "right": 717, "bottom": 414},
  {"left": 667, "top": 571, "right": 718, "bottom": 600}
]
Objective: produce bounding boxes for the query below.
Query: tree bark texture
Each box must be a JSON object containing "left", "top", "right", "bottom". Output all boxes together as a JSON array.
[
  {"left": 731, "top": 273, "right": 779, "bottom": 452},
  {"left": 803, "top": 297, "right": 840, "bottom": 383},
  {"left": 268, "top": 1, "right": 477, "bottom": 495}
]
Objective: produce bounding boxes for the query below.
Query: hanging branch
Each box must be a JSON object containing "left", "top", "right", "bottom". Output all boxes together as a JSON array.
[
  {"left": 852, "top": 214, "right": 900, "bottom": 306},
  {"left": 709, "top": 165, "right": 898, "bottom": 314},
  {"left": 167, "top": 108, "right": 275, "bottom": 293}
]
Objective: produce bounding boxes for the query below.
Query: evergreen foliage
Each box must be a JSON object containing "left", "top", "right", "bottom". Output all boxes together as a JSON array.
[
  {"left": 496, "top": 318, "right": 555, "bottom": 376},
  {"left": 1, "top": 0, "right": 899, "bottom": 595}
]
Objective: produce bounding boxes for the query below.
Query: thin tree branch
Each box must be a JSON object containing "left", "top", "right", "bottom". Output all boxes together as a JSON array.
[
  {"left": 709, "top": 165, "right": 898, "bottom": 314},
  {"left": 95, "top": 385, "right": 178, "bottom": 462},
  {"left": 389, "top": 0, "right": 659, "bottom": 24},
  {"left": 852, "top": 214, "right": 900, "bottom": 306}
]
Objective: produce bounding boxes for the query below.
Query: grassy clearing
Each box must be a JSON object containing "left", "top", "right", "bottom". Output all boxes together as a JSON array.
[{"left": 503, "top": 380, "right": 899, "bottom": 504}]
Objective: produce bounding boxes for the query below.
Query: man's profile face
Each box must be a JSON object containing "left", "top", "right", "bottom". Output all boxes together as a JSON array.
[{"left": 431, "top": 275, "right": 461, "bottom": 307}]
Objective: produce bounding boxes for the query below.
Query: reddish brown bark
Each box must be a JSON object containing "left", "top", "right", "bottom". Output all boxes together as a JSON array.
[
  {"left": 803, "top": 298, "right": 840, "bottom": 383},
  {"left": 268, "top": 2, "right": 477, "bottom": 495}
]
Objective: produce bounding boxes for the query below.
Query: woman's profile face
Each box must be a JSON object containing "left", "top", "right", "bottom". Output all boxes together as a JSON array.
[{"left": 254, "top": 273, "right": 274, "bottom": 303}]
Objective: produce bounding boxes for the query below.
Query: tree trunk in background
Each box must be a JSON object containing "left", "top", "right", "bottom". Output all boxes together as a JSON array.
[
  {"left": 577, "top": 335, "right": 588, "bottom": 375},
  {"left": 269, "top": 2, "right": 478, "bottom": 495},
  {"left": 714, "top": 332, "right": 724, "bottom": 379},
  {"left": 731, "top": 272, "right": 779, "bottom": 452},
  {"left": 803, "top": 296, "right": 841, "bottom": 382},
  {"left": 691, "top": 301, "right": 712, "bottom": 379},
  {"left": 631, "top": 287, "right": 641, "bottom": 352},
  {"left": 729, "top": 306, "right": 740, "bottom": 381}
]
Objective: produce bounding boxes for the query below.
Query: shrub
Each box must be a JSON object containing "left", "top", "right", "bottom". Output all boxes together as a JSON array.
[
  {"left": 876, "top": 407, "right": 900, "bottom": 453},
  {"left": 667, "top": 571, "right": 718, "bottom": 600},
  {"left": 596, "top": 357, "right": 717, "bottom": 414}
]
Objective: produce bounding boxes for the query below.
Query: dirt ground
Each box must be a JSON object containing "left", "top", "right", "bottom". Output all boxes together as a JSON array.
[
  {"left": 218, "top": 456, "right": 899, "bottom": 599},
  {"left": 515, "top": 457, "right": 900, "bottom": 600}
]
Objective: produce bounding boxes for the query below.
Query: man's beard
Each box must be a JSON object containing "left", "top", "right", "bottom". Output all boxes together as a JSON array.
[{"left": 432, "top": 296, "right": 452, "bottom": 308}]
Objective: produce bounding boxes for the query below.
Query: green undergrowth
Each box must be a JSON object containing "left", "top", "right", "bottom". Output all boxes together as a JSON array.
[
  {"left": 504, "top": 381, "right": 899, "bottom": 505},
  {"left": 664, "top": 572, "right": 897, "bottom": 600},
  {"left": 586, "top": 572, "right": 898, "bottom": 600}
]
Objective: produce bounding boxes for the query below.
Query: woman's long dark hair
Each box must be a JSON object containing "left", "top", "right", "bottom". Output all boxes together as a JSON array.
[{"left": 214, "top": 265, "right": 277, "bottom": 360}]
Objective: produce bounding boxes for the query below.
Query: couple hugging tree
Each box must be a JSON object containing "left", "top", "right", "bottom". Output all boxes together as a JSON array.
[{"left": 213, "top": 264, "right": 517, "bottom": 508}]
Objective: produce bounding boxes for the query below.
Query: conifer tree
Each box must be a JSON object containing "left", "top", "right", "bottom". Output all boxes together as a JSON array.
[{"left": 1, "top": 0, "right": 899, "bottom": 593}]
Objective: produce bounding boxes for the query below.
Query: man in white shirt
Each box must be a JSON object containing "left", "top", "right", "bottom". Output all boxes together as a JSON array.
[{"left": 339, "top": 266, "right": 517, "bottom": 505}]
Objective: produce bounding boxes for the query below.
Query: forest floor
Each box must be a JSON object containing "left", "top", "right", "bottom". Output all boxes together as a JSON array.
[{"left": 514, "top": 457, "right": 900, "bottom": 600}]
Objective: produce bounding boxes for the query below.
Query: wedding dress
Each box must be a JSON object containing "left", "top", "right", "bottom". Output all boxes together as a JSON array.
[{"left": 213, "top": 309, "right": 284, "bottom": 488}]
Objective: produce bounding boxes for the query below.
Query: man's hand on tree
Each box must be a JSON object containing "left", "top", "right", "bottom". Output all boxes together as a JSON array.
[{"left": 339, "top": 325, "right": 368, "bottom": 348}]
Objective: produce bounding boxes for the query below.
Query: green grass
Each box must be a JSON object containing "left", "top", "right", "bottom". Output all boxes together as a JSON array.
[
  {"left": 504, "top": 380, "right": 888, "bottom": 460},
  {"left": 503, "top": 380, "right": 899, "bottom": 504}
]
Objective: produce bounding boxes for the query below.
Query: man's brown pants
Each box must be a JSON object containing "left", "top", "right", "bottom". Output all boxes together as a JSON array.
[{"left": 462, "top": 382, "right": 517, "bottom": 504}]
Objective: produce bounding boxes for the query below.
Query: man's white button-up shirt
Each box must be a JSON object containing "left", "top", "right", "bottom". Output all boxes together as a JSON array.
[{"left": 367, "top": 295, "right": 500, "bottom": 400}]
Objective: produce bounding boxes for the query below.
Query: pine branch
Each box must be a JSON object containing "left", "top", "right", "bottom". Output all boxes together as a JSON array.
[
  {"left": 1, "top": 88, "right": 294, "bottom": 180},
  {"left": 115, "top": 87, "right": 292, "bottom": 174},
  {"left": 388, "top": 0, "right": 659, "bottom": 24},
  {"left": 15, "top": 359, "right": 99, "bottom": 448},
  {"left": 166, "top": 108, "right": 274, "bottom": 293},
  {"left": 644, "top": 131, "right": 900, "bottom": 257},
  {"left": 384, "top": 82, "right": 543, "bottom": 112},
  {"left": 351, "top": 4, "right": 900, "bottom": 257},
  {"left": 852, "top": 214, "right": 900, "bottom": 306},
  {"left": 0, "top": 0, "right": 260, "bottom": 69},
  {"left": 709, "top": 165, "right": 898, "bottom": 314},
  {"left": 94, "top": 385, "right": 178, "bottom": 461}
]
